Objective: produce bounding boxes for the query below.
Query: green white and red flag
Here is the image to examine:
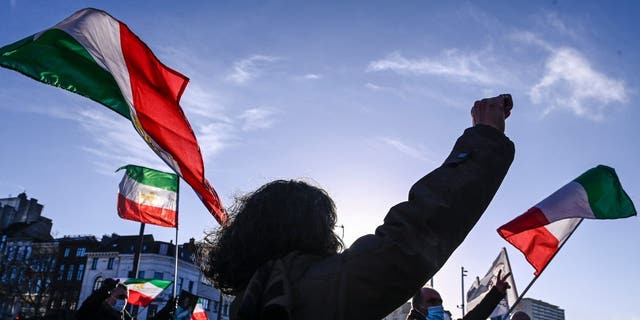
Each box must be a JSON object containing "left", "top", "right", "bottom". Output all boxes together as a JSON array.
[
  {"left": 119, "top": 278, "right": 172, "bottom": 307},
  {"left": 117, "top": 165, "right": 178, "bottom": 227},
  {"left": 191, "top": 298, "right": 209, "bottom": 320},
  {"left": 0, "top": 8, "right": 227, "bottom": 224},
  {"left": 498, "top": 165, "right": 636, "bottom": 275}
]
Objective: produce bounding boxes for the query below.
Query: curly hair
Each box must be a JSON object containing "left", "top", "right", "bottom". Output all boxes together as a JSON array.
[{"left": 198, "top": 180, "right": 343, "bottom": 295}]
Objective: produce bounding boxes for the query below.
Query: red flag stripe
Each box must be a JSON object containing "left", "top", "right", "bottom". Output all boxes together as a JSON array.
[
  {"left": 127, "top": 290, "right": 155, "bottom": 306},
  {"left": 118, "top": 22, "right": 226, "bottom": 224},
  {"left": 497, "top": 206, "right": 550, "bottom": 238},
  {"left": 501, "top": 224, "right": 559, "bottom": 276},
  {"left": 117, "top": 193, "right": 177, "bottom": 227}
]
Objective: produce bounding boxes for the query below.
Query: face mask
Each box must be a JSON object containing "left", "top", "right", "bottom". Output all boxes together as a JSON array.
[
  {"left": 113, "top": 298, "right": 127, "bottom": 312},
  {"left": 426, "top": 305, "right": 445, "bottom": 320}
]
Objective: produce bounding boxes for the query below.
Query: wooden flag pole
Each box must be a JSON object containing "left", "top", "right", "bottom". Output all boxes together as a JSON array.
[{"left": 508, "top": 218, "right": 584, "bottom": 314}]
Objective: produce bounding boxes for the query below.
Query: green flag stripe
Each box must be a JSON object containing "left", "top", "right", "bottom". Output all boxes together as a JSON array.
[
  {"left": 574, "top": 165, "right": 637, "bottom": 219},
  {"left": 119, "top": 165, "right": 178, "bottom": 192},
  {"left": 0, "top": 28, "right": 131, "bottom": 120},
  {"left": 123, "top": 278, "right": 172, "bottom": 289}
]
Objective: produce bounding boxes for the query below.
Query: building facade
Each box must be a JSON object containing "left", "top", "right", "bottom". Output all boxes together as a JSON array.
[
  {"left": 0, "top": 193, "right": 56, "bottom": 318},
  {"left": 46, "top": 235, "right": 100, "bottom": 318},
  {"left": 78, "top": 234, "right": 231, "bottom": 320},
  {"left": 512, "top": 297, "right": 565, "bottom": 320}
]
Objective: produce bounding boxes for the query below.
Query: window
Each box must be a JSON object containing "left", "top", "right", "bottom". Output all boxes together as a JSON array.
[
  {"left": 147, "top": 304, "right": 158, "bottom": 319},
  {"left": 188, "top": 280, "right": 194, "bottom": 293},
  {"left": 77, "top": 264, "right": 85, "bottom": 281},
  {"left": 212, "top": 301, "right": 219, "bottom": 313},
  {"left": 107, "top": 258, "right": 115, "bottom": 270},
  {"left": 58, "top": 265, "right": 65, "bottom": 280},
  {"left": 202, "top": 298, "right": 210, "bottom": 311},
  {"left": 138, "top": 270, "right": 145, "bottom": 278},
  {"left": 178, "top": 277, "right": 184, "bottom": 290},
  {"left": 0, "top": 235, "right": 6, "bottom": 251},
  {"left": 90, "top": 258, "right": 98, "bottom": 270},
  {"left": 76, "top": 248, "right": 86, "bottom": 257},
  {"left": 25, "top": 246, "right": 32, "bottom": 260},
  {"left": 17, "top": 246, "right": 24, "bottom": 260},
  {"left": 64, "top": 248, "right": 71, "bottom": 257},
  {"left": 7, "top": 246, "right": 15, "bottom": 260},
  {"left": 67, "top": 265, "right": 75, "bottom": 280},
  {"left": 223, "top": 302, "right": 229, "bottom": 316},
  {"left": 154, "top": 272, "right": 163, "bottom": 280},
  {"left": 93, "top": 277, "right": 104, "bottom": 291}
]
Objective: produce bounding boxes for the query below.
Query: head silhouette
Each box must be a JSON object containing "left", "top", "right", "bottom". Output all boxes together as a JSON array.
[{"left": 200, "top": 180, "right": 343, "bottom": 294}]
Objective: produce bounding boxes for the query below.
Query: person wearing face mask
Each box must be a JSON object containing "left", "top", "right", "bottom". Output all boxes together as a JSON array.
[
  {"left": 407, "top": 270, "right": 511, "bottom": 320},
  {"left": 76, "top": 278, "right": 133, "bottom": 320}
]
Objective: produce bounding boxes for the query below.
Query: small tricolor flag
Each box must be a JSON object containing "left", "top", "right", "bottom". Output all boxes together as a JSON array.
[
  {"left": 466, "top": 248, "right": 517, "bottom": 318},
  {"left": 119, "top": 278, "right": 172, "bottom": 307},
  {"left": 191, "top": 298, "right": 209, "bottom": 320},
  {"left": 0, "top": 8, "right": 227, "bottom": 224},
  {"left": 117, "top": 165, "right": 178, "bottom": 227},
  {"left": 498, "top": 165, "right": 636, "bottom": 275}
]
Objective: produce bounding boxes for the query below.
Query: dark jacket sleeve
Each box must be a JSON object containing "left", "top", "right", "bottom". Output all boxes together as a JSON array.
[
  {"left": 76, "top": 288, "right": 110, "bottom": 319},
  {"left": 338, "top": 125, "right": 515, "bottom": 319},
  {"left": 462, "top": 287, "right": 506, "bottom": 320}
]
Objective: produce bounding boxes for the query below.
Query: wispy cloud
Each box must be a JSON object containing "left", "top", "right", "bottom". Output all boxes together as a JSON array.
[
  {"left": 52, "top": 106, "right": 170, "bottom": 175},
  {"left": 545, "top": 12, "right": 580, "bottom": 39},
  {"left": 227, "top": 55, "right": 280, "bottom": 84},
  {"left": 510, "top": 31, "right": 554, "bottom": 52},
  {"left": 371, "top": 137, "right": 437, "bottom": 164},
  {"left": 302, "top": 73, "right": 321, "bottom": 80},
  {"left": 529, "top": 47, "right": 628, "bottom": 121},
  {"left": 367, "top": 50, "right": 502, "bottom": 85},
  {"left": 238, "top": 107, "right": 279, "bottom": 131}
]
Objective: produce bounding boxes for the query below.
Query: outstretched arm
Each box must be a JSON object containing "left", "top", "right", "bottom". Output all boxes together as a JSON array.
[{"left": 339, "top": 95, "right": 515, "bottom": 319}]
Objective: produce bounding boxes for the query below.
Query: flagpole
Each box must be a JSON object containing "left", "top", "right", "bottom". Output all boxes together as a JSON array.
[
  {"left": 503, "top": 247, "right": 518, "bottom": 299},
  {"left": 508, "top": 218, "right": 584, "bottom": 314},
  {"left": 173, "top": 178, "right": 180, "bottom": 299},
  {"left": 131, "top": 222, "right": 145, "bottom": 278}
]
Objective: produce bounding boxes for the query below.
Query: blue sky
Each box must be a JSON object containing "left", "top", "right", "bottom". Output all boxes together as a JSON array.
[{"left": 2, "top": 1, "right": 639, "bottom": 319}]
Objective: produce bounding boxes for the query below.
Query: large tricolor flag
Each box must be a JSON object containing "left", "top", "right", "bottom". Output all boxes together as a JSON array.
[
  {"left": 191, "top": 298, "right": 209, "bottom": 320},
  {"left": 498, "top": 165, "right": 636, "bottom": 275},
  {"left": 117, "top": 165, "right": 178, "bottom": 227},
  {"left": 119, "top": 278, "right": 172, "bottom": 307},
  {"left": 0, "top": 8, "right": 227, "bottom": 224}
]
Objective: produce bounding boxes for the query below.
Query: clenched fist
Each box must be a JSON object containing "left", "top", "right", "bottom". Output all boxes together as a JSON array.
[{"left": 471, "top": 94, "right": 513, "bottom": 133}]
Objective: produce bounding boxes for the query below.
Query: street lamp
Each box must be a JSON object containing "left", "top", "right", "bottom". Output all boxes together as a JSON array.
[{"left": 457, "top": 266, "right": 468, "bottom": 317}]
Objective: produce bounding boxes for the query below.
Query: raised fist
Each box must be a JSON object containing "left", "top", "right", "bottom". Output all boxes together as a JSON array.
[{"left": 471, "top": 94, "right": 513, "bottom": 133}]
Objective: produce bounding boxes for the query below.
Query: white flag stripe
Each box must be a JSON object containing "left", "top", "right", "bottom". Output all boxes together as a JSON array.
[
  {"left": 536, "top": 181, "right": 595, "bottom": 221},
  {"left": 119, "top": 175, "right": 177, "bottom": 209},
  {"left": 546, "top": 217, "right": 582, "bottom": 244},
  {"left": 51, "top": 9, "right": 134, "bottom": 111}
]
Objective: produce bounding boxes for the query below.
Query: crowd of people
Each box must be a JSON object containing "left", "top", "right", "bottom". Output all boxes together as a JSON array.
[{"left": 78, "top": 94, "right": 531, "bottom": 320}]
